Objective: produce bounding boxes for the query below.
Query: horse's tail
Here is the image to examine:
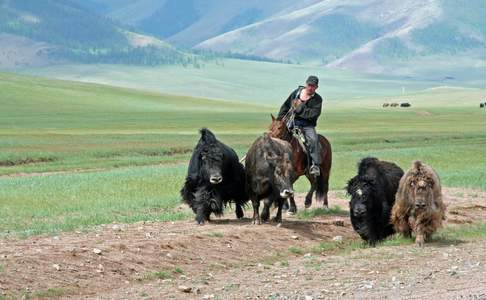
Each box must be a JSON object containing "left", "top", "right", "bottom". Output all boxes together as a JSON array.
[
  {"left": 315, "top": 136, "right": 332, "bottom": 207},
  {"left": 315, "top": 173, "right": 328, "bottom": 205}
]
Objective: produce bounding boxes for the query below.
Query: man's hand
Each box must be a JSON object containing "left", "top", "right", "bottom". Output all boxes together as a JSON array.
[{"left": 291, "top": 99, "right": 302, "bottom": 108}]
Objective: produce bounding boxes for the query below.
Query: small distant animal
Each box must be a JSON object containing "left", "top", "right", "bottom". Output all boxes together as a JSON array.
[
  {"left": 383, "top": 103, "right": 390, "bottom": 108},
  {"left": 391, "top": 161, "right": 446, "bottom": 246},
  {"left": 481, "top": 103, "right": 485, "bottom": 108},
  {"left": 245, "top": 133, "right": 295, "bottom": 226},
  {"left": 346, "top": 157, "right": 404, "bottom": 245},
  {"left": 180, "top": 128, "right": 248, "bottom": 225},
  {"left": 400, "top": 103, "right": 411, "bottom": 107},
  {"left": 390, "top": 103, "right": 399, "bottom": 107}
]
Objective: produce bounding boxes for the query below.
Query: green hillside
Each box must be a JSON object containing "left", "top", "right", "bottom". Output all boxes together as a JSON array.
[
  {"left": 23, "top": 59, "right": 459, "bottom": 104},
  {"left": 0, "top": 0, "right": 190, "bottom": 66}
]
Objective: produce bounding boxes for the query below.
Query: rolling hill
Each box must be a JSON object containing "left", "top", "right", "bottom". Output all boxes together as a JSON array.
[
  {"left": 76, "top": 0, "right": 486, "bottom": 76},
  {"left": 0, "top": 0, "right": 188, "bottom": 68}
]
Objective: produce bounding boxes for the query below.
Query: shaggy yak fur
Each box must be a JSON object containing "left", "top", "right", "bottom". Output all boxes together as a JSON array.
[
  {"left": 346, "top": 157, "right": 404, "bottom": 245},
  {"left": 245, "top": 133, "right": 295, "bottom": 226},
  {"left": 180, "top": 128, "right": 247, "bottom": 224},
  {"left": 391, "top": 161, "right": 446, "bottom": 246}
]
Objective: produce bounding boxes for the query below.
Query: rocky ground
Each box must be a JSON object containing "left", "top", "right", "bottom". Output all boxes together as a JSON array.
[{"left": 1, "top": 188, "right": 486, "bottom": 299}]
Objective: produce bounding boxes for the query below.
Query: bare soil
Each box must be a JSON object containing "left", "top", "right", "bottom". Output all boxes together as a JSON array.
[{"left": 1, "top": 188, "right": 486, "bottom": 299}]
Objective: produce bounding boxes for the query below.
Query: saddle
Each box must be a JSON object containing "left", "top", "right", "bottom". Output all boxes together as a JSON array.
[{"left": 291, "top": 127, "right": 308, "bottom": 155}]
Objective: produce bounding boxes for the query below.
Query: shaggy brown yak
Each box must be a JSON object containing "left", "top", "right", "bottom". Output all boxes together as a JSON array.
[{"left": 391, "top": 161, "right": 446, "bottom": 246}]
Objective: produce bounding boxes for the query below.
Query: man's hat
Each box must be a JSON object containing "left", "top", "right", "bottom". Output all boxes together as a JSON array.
[{"left": 306, "top": 75, "right": 319, "bottom": 86}]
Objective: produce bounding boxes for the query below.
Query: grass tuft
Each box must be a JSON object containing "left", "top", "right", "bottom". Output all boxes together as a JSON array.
[{"left": 296, "top": 205, "right": 348, "bottom": 220}]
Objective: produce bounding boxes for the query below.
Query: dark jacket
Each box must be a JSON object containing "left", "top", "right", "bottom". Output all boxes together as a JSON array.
[{"left": 277, "top": 86, "right": 323, "bottom": 127}]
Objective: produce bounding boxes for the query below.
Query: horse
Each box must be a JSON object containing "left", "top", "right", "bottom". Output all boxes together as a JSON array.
[{"left": 268, "top": 115, "right": 332, "bottom": 213}]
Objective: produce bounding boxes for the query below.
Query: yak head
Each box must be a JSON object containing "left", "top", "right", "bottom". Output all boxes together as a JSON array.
[
  {"left": 263, "top": 134, "right": 295, "bottom": 198},
  {"left": 407, "top": 161, "right": 436, "bottom": 212},
  {"left": 346, "top": 175, "right": 375, "bottom": 218},
  {"left": 193, "top": 187, "right": 223, "bottom": 225},
  {"left": 197, "top": 128, "right": 224, "bottom": 185}
]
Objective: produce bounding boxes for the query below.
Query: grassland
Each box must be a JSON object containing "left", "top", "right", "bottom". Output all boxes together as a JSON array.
[
  {"left": 21, "top": 59, "right": 458, "bottom": 104},
  {"left": 0, "top": 70, "right": 485, "bottom": 237}
]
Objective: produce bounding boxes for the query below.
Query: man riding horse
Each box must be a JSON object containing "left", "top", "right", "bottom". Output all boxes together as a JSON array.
[{"left": 277, "top": 75, "right": 322, "bottom": 176}]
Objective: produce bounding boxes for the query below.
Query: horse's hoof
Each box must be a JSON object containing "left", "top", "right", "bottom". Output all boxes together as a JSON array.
[{"left": 287, "top": 211, "right": 295, "bottom": 216}]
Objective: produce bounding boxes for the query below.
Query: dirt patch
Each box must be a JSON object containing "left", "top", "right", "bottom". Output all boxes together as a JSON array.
[
  {"left": 0, "top": 188, "right": 485, "bottom": 299},
  {"left": 0, "top": 157, "right": 56, "bottom": 167},
  {"left": 416, "top": 110, "right": 432, "bottom": 116}
]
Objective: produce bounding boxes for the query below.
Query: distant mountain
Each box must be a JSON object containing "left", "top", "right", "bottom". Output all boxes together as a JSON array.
[
  {"left": 4, "top": 0, "right": 486, "bottom": 75},
  {"left": 0, "top": 0, "right": 189, "bottom": 68},
  {"left": 79, "top": 0, "right": 486, "bottom": 75}
]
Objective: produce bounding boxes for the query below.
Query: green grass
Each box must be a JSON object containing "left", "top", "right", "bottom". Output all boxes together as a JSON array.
[
  {"left": 311, "top": 223, "right": 486, "bottom": 256},
  {"left": 141, "top": 270, "right": 172, "bottom": 281},
  {"left": 288, "top": 246, "right": 304, "bottom": 255},
  {"left": 0, "top": 71, "right": 485, "bottom": 237},
  {"left": 296, "top": 205, "right": 348, "bottom": 220},
  {"left": 207, "top": 232, "right": 224, "bottom": 238},
  {"left": 31, "top": 288, "right": 67, "bottom": 299}
]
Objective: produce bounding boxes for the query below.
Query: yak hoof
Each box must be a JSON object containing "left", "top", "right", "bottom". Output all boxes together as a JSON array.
[
  {"left": 276, "top": 223, "right": 282, "bottom": 228},
  {"left": 196, "top": 221, "right": 204, "bottom": 226}
]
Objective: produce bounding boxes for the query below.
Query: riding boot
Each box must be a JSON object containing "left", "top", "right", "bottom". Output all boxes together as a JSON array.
[{"left": 302, "top": 126, "right": 321, "bottom": 175}]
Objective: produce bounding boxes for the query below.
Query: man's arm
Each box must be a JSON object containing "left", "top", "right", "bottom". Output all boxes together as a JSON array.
[
  {"left": 277, "top": 90, "right": 297, "bottom": 120},
  {"left": 294, "top": 96, "right": 322, "bottom": 120}
]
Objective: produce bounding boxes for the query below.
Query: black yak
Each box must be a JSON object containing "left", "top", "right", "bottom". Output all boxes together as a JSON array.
[
  {"left": 346, "top": 157, "right": 404, "bottom": 245},
  {"left": 180, "top": 128, "right": 247, "bottom": 225},
  {"left": 245, "top": 133, "right": 295, "bottom": 226}
]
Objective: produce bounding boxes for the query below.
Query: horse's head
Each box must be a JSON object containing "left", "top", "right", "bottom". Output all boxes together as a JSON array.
[{"left": 268, "top": 114, "right": 290, "bottom": 140}]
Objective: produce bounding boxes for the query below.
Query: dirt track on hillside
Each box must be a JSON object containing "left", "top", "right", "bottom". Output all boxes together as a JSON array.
[{"left": 1, "top": 188, "right": 486, "bottom": 299}]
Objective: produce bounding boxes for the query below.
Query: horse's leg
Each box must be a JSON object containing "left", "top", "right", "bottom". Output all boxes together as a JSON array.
[{"left": 304, "top": 174, "right": 315, "bottom": 209}]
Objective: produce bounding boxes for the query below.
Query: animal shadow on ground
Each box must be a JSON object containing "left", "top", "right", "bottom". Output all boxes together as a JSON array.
[{"left": 208, "top": 217, "right": 350, "bottom": 241}]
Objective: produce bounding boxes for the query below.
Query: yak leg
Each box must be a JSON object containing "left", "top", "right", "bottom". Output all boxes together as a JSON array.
[
  {"left": 235, "top": 203, "right": 244, "bottom": 219},
  {"left": 415, "top": 221, "right": 425, "bottom": 247},
  {"left": 283, "top": 199, "right": 289, "bottom": 211},
  {"left": 251, "top": 197, "right": 260, "bottom": 225},
  {"left": 415, "top": 232, "right": 425, "bottom": 247},
  {"left": 196, "top": 206, "right": 207, "bottom": 225},
  {"left": 287, "top": 195, "right": 297, "bottom": 215},
  {"left": 261, "top": 199, "right": 272, "bottom": 223},
  {"left": 274, "top": 198, "right": 284, "bottom": 227}
]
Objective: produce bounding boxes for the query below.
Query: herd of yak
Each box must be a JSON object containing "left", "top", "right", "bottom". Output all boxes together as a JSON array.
[{"left": 180, "top": 127, "right": 445, "bottom": 247}]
